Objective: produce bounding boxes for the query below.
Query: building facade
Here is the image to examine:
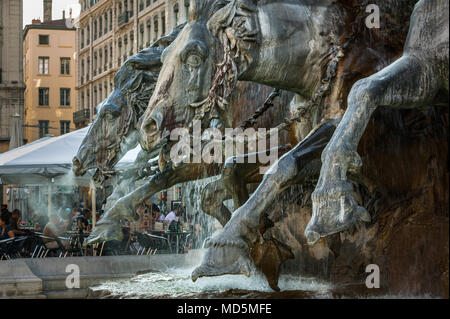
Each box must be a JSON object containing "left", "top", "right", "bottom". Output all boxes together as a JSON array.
[
  {"left": 0, "top": 0, "right": 25, "bottom": 153},
  {"left": 23, "top": 6, "right": 76, "bottom": 143},
  {"left": 74, "top": 0, "right": 190, "bottom": 128}
]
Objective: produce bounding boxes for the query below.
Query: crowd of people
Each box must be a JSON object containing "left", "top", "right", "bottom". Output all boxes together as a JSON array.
[{"left": 1, "top": 200, "right": 216, "bottom": 253}]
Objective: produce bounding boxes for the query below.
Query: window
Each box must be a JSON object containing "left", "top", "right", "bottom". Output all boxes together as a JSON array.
[
  {"left": 104, "top": 13, "right": 108, "bottom": 34},
  {"left": 139, "top": 24, "right": 144, "bottom": 49},
  {"left": 81, "top": 92, "right": 85, "bottom": 109},
  {"left": 94, "top": 86, "right": 97, "bottom": 107},
  {"left": 60, "top": 57, "right": 70, "bottom": 75},
  {"left": 94, "top": 51, "right": 98, "bottom": 74},
  {"left": 129, "top": 31, "right": 134, "bottom": 55},
  {"left": 81, "top": 29, "right": 85, "bottom": 48},
  {"left": 38, "top": 57, "right": 49, "bottom": 74},
  {"left": 38, "top": 88, "right": 49, "bottom": 106},
  {"left": 110, "top": 10, "right": 113, "bottom": 30},
  {"left": 174, "top": 4, "right": 179, "bottom": 27},
  {"left": 39, "top": 35, "right": 49, "bottom": 45},
  {"left": 39, "top": 121, "right": 49, "bottom": 138},
  {"left": 161, "top": 11, "right": 166, "bottom": 36},
  {"left": 60, "top": 121, "right": 71, "bottom": 135},
  {"left": 87, "top": 57, "right": 90, "bottom": 80},
  {"left": 185, "top": 0, "right": 190, "bottom": 19},
  {"left": 146, "top": 19, "right": 151, "bottom": 45},
  {"left": 60, "top": 88, "right": 71, "bottom": 106},
  {"left": 154, "top": 16, "right": 158, "bottom": 40}
]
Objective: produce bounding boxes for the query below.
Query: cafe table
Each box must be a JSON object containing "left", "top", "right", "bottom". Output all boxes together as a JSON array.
[{"left": 148, "top": 230, "right": 191, "bottom": 254}]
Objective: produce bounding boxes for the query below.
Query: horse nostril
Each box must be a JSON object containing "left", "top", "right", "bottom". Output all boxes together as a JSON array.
[
  {"left": 305, "top": 230, "right": 321, "bottom": 246},
  {"left": 72, "top": 157, "right": 81, "bottom": 168}
]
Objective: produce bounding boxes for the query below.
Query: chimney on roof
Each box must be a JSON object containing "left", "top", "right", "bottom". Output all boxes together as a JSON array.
[
  {"left": 32, "top": 18, "right": 41, "bottom": 24},
  {"left": 43, "top": 0, "right": 52, "bottom": 22},
  {"left": 62, "top": 10, "right": 66, "bottom": 20}
]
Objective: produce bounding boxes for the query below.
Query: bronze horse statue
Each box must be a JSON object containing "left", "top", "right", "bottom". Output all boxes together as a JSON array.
[
  {"left": 78, "top": 25, "right": 301, "bottom": 244},
  {"left": 137, "top": 0, "right": 448, "bottom": 291}
]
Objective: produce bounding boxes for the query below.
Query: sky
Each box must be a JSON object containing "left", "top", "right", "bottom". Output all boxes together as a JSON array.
[{"left": 23, "top": 0, "right": 81, "bottom": 28}]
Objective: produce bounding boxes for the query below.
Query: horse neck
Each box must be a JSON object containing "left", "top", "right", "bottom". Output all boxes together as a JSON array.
[{"left": 239, "top": 1, "right": 343, "bottom": 99}]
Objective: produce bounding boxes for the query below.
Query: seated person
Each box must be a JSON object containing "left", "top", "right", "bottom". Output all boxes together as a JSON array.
[
  {"left": 0, "top": 212, "right": 15, "bottom": 240},
  {"left": 164, "top": 206, "right": 183, "bottom": 228},
  {"left": 152, "top": 204, "right": 165, "bottom": 223},
  {"left": 35, "top": 212, "right": 49, "bottom": 231},
  {"left": 1, "top": 205, "right": 8, "bottom": 215},
  {"left": 9, "top": 209, "right": 27, "bottom": 236},
  {"left": 42, "top": 213, "right": 69, "bottom": 249}
]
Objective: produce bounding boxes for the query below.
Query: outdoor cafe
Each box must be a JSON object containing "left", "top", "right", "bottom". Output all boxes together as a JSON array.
[{"left": 0, "top": 127, "right": 199, "bottom": 261}]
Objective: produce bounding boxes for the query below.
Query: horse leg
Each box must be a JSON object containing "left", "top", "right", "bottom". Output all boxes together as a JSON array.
[
  {"left": 201, "top": 179, "right": 232, "bottom": 227},
  {"left": 203, "top": 119, "right": 339, "bottom": 248},
  {"left": 307, "top": 53, "right": 444, "bottom": 244},
  {"left": 85, "top": 167, "right": 187, "bottom": 245},
  {"left": 192, "top": 119, "right": 338, "bottom": 288}
]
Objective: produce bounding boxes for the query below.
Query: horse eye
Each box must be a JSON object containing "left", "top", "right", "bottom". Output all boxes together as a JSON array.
[
  {"left": 186, "top": 54, "right": 202, "bottom": 68},
  {"left": 104, "top": 113, "right": 114, "bottom": 121}
]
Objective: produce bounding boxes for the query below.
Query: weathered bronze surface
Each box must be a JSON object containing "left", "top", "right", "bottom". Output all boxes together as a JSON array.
[{"left": 74, "top": 0, "right": 449, "bottom": 296}]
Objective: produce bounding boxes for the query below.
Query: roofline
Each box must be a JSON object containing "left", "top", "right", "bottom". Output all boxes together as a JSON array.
[{"left": 23, "top": 23, "right": 76, "bottom": 40}]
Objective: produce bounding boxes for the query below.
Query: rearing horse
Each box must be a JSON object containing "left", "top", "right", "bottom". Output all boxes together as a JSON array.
[{"left": 137, "top": 0, "right": 448, "bottom": 291}]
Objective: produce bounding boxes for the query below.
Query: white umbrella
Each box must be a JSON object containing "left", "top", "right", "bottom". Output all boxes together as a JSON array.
[{"left": 0, "top": 125, "right": 143, "bottom": 185}]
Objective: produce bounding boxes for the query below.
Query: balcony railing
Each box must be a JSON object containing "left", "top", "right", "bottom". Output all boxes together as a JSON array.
[{"left": 73, "top": 109, "right": 90, "bottom": 124}]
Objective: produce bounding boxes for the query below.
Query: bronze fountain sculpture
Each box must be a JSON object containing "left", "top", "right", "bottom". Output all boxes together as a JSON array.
[{"left": 74, "top": 0, "right": 448, "bottom": 294}]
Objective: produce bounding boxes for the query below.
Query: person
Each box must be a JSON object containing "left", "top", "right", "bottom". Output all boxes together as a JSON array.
[
  {"left": 42, "top": 213, "right": 69, "bottom": 249},
  {"left": 35, "top": 211, "right": 49, "bottom": 231},
  {"left": 9, "top": 209, "right": 27, "bottom": 236},
  {"left": 152, "top": 204, "right": 165, "bottom": 223},
  {"left": 76, "top": 209, "right": 90, "bottom": 232},
  {"left": 164, "top": 206, "right": 183, "bottom": 227},
  {"left": 0, "top": 212, "right": 15, "bottom": 240}
]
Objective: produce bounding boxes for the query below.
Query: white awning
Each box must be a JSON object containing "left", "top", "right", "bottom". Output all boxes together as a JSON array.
[{"left": 0, "top": 125, "right": 143, "bottom": 186}]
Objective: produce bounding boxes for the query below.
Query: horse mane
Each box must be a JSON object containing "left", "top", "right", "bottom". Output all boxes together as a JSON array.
[{"left": 189, "top": 0, "right": 231, "bottom": 22}]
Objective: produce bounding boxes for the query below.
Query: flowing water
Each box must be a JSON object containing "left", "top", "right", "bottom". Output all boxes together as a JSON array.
[{"left": 88, "top": 267, "right": 333, "bottom": 299}]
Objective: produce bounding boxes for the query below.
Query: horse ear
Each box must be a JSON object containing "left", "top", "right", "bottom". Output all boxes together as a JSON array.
[{"left": 207, "top": 0, "right": 236, "bottom": 35}]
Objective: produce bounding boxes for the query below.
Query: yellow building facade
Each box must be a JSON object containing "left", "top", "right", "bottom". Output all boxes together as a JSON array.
[{"left": 23, "top": 19, "right": 76, "bottom": 143}]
